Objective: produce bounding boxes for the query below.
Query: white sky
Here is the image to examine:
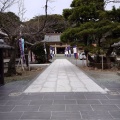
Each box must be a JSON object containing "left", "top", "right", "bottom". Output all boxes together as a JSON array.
[
  {"left": 8, "top": 0, "right": 73, "bottom": 21},
  {"left": 8, "top": 0, "right": 120, "bottom": 21}
]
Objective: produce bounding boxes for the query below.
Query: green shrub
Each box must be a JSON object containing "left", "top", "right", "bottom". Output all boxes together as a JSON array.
[{"left": 31, "top": 42, "right": 50, "bottom": 63}]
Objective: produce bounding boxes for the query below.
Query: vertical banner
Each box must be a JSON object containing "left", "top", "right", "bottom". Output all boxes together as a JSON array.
[
  {"left": 21, "top": 38, "right": 24, "bottom": 52},
  {"left": 50, "top": 46, "right": 53, "bottom": 59},
  {"left": 66, "top": 47, "right": 68, "bottom": 57},
  {"left": 65, "top": 47, "right": 68, "bottom": 57},
  {"left": 44, "top": 43, "right": 47, "bottom": 62},
  {"left": 67, "top": 46, "right": 71, "bottom": 57},
  {"left": 73, "top": 45, "right": 77, "bottom": 59},
  {"left": 19, "top": 38, "right": 25, "bottom": 62},
  {"left": 44, "top": 42, "right": 47, "bottom": 54},
  {"left": 52, "top": 48, "right": 55, "bottom": 57}
]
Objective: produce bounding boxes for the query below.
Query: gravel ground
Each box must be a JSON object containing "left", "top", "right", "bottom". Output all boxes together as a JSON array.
[
  {"left": 67, "top": 56, "right": 120, "bottom": 93},
  {"left": 65, "top": 56, "right": 120, "bottom": 80},
  {"left": 82, "top": 68, "right": 120, "bottom": 83},
  {"left": 4, "top": 65, "right": 48, "bottom": 84}
]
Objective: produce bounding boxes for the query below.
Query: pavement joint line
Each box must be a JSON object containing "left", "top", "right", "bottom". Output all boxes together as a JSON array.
[{"left": 24, "top": 59, "right": 108, "bottom": 93}]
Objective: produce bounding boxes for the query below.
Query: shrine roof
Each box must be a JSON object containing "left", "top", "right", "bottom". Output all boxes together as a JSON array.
[{"left": 42, "top": 33, "right": 61, "bottom": 42}]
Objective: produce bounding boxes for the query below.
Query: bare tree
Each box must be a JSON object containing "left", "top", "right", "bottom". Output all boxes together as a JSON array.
[
  {"left": 23, "top": 0, "right": 51, "bottom": 38},
  {"left": 35, "top": 0, "right": 49, "bottom": 34},
  {"left": 0, "top": 0, "right": 24, "bottom": 76},
  {"left": 6, "top": 0, "right": 50, "bottom": 76},
  {"left": 17, "top": 0, "right": 26, "bottom": 22},
  {"left": 0, "top": 0, "right": 17, "bottom": 12},
  {"left": 0, "top": 0, "right": 51, "bottom": 76}
]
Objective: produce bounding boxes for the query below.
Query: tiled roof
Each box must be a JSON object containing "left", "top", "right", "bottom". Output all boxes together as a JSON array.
[
  {"left": 42, "top": 33, "right": 61, "bottom": 42},
  {"left": 0, "top": 29, "right": 7, "bottom": 36},
  {"left": 112, "top": 41, "right": 120, "bottom": 47},
  {"left": 0, "top": 39, "right": 13, "bottom": 49}
]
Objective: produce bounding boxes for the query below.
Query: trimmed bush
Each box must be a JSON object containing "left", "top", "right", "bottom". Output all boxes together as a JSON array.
[{"left": 31, "top": 42, "right": 50, "bottom": 63}]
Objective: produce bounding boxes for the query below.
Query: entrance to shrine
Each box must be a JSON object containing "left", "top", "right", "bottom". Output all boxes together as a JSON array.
[{"left": 57, "top": 47, "right": 65, "bottom": 54}]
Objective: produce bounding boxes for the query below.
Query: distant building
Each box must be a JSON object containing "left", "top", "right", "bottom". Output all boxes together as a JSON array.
[{"left": 42, "top": 33, "right": 70, "bottom": 55}]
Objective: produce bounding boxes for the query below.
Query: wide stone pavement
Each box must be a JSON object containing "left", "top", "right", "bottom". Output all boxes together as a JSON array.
[
  {"left": 0, "top": 58, "right": 120, "bottom": 120},
  {"left": 24, "top": 59, "right": 107, "bottom": 93}
]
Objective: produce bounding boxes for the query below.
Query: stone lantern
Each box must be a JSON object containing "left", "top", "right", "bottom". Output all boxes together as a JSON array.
[{"left": 0, "top": 37, "right": 13, "bottom": 85}]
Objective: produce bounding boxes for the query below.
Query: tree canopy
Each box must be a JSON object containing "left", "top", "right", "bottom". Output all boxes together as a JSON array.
[
  {"left": 61, "top": 0, "right": 120, "bottom": 54},
  {"left": 24, "top": 14, "right": 69, "bottom": 42},
  {"left": 0, "top": 12, "right": 21, "bottom": 36},
  {"left": 61, "top": 0, "right": 120, "bottom": 67}
]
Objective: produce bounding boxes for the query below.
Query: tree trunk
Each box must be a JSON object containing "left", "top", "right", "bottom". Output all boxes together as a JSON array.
[
  {"left": 106, "top": 47, "right": 113, "bottom": 56},
  {"left": 7, "top": 37, "right": 17, "bottom": 76},
  {"left": 84, "top": 35, "right": 88, "bottom": 45},
  {"left": 84, "top": 50, "right": 95, "bottom": 67},
  {"left": 106, "top": 47, "right": 114, "bottom": 69}
]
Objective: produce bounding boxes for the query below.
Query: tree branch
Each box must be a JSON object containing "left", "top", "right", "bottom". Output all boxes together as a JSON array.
[
  {"left": 31, "top": 0, "right": 49, "bottom": 35},
  {"left": 0, "top": 0, "right": 17, "bottom": 12}
]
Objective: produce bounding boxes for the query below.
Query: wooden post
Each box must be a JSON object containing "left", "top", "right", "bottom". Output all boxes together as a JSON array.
[
  {"left": 0, "top": 49, "right": 4, "bottom": 85},
  {"left": 86, "top": 54, "right": 88, "bottom": 67}
]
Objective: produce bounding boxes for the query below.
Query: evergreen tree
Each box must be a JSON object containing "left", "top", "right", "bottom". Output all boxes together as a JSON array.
[{"left": 61, "top": 0, "right": 120, "bottom": 68}]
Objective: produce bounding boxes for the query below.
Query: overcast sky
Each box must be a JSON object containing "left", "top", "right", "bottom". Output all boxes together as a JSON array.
[{"left": 8, "top": 0, "right": 120, "bottom": 21}]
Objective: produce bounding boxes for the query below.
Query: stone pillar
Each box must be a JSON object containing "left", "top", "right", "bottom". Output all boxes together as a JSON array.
[{"left": 0, "top": 49, "right": 4, "bottom": 85}]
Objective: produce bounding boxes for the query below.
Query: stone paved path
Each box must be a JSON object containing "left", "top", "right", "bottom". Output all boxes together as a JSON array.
[
  {"left": 0, "top": 92, "right": 120, "bottom": 120},
  {"left": 0, "top": 58, "right": 120, "bottom": 120},
  {"left": 24, "top": 59, "right": 107, "bottom": 93}
]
